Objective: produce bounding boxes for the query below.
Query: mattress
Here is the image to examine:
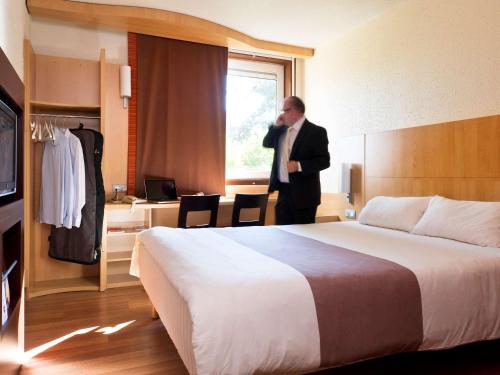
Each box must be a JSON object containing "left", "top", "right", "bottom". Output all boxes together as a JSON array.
[{"left": 131, "top": 221, "right": 500, "bottom": 375}]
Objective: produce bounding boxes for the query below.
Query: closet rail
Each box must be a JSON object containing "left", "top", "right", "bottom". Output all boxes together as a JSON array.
[
  {"left": 30, "top": 112, "right": 100, "bottom": 142},
  {"left": 29, "top": 113, "right": 101, "bottom": 119}
]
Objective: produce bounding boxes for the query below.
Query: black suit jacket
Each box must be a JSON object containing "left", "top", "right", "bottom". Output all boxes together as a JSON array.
[{"left": 263, "top": 119, "right": 330, "bottom": 209}]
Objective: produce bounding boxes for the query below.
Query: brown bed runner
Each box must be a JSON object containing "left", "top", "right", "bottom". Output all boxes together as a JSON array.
[{"left": 214, "top": 226, "right": 423, "bottom": 367}]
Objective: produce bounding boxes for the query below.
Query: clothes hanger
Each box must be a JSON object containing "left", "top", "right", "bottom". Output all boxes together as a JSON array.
[
  {"left": 34, "top": 118, "right": 42, "bottom": 142},
  {"left": 48, "top": 117, "right": 55, "bottom": 141},
  {"left": 60, "top": 117, "right": 66, "bottom": 137},
  {"left": 41, "top": 119, "right": 50, "bottom": 142},
  {"left": 30, "top": 119, "right": 37, "bottom": 141},
  {"left": 35, "top": 118, "right": 41, "bottom": 142},
  {"left": 41, "top": 118, "right": 51, "bottom": 141}
]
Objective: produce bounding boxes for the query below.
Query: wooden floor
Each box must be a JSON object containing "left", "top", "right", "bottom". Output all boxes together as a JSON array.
[
  {"left": 22, "top": 287, "right": 188, "bottom": 374},
  {"left": 22, "top": 286, "right": 500, "bottom": 375}
]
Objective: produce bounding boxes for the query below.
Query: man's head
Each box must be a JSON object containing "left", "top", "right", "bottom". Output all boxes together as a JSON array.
[{"left": 281, "top": 96, "right": 305, "bottom": 126}]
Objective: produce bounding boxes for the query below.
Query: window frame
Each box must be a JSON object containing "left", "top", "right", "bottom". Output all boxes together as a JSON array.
[{"left": 226, "top": 52, "right": 293, "bottom": 186}]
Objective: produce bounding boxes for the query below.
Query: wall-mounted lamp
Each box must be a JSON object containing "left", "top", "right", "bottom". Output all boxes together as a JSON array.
[
  {"left": 340, "top": 163, "right": 353, "bottom": 204},
  {"left": 119, "top": 65, "right": 131, "bottom": 108}
]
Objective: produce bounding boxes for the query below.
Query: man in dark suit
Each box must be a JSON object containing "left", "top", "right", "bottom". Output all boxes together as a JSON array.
[{"left": 263, "top": 96, "right": 330, "bottom": 225}]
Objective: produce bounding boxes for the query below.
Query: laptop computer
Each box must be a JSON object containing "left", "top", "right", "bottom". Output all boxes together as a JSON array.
[{"left": 144, "top": 178, "right": 178, "bottom": 203}]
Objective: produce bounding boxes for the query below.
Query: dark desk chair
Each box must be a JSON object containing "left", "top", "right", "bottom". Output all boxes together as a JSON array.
[
  {"left": 177, "top": 194, "right": 220, "bottom": 228},
  {"left": 231, "top": 193, "right": 269, "bottom": 227}
]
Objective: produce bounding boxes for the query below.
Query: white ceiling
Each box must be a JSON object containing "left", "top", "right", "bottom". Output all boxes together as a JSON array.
[{"left": 74, "top": 0, "right": 403, "bottom": 48}]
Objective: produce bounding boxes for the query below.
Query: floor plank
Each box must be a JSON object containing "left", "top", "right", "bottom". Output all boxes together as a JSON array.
[{"left": 22, "top": 286, "right": 500, "bottom": 375}]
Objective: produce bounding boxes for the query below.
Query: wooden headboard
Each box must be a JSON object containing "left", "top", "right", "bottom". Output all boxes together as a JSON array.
[{"left": 364, "top": 115, "right": 500, "bottom": 202}]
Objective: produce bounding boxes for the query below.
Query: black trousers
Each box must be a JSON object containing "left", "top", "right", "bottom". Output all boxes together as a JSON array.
[{"left": 275, "top": 184, "right": 317, "bottom": 225}]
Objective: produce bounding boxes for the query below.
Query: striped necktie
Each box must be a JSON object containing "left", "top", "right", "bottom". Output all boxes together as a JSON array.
[
  {"left": 287, "top": 127, "right": 295, "bottom": 157},
  {"left": 279, "top": 127, "right": 294, "bottom": 183}
]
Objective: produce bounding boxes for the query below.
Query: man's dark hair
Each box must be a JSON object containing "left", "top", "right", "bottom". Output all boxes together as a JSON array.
[{"left": 289, "top": 96, "right": 305, "bottom": 113}]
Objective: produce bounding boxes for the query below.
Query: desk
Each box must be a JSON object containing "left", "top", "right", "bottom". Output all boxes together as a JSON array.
[
  {"left": 101, "top": 197, "right": 276, "bottom": 290},
  {"left": 315, "top": 215, "right": 340, "bottom": 223},
  {"left": 106, "top": 196, "right": 239, "bottom": 210}
]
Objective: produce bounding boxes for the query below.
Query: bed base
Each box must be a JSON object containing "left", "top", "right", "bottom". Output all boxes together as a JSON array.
[{"left": 138, "top": 244, "right": 197, "bottom": 374}]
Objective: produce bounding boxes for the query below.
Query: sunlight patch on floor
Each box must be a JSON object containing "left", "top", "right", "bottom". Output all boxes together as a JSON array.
[
  {"left": 96, "top": 320, "right": 135, "bottom": 335},
  {"left": 21, "top": 326, "right": 99, "bottom": 364},
  {"left": 21, "top": 320, "right": 136, "bottom": 364}
]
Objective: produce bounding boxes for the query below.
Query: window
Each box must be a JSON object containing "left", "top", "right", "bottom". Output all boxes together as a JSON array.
[{"left": 226, "top": 55, "right": 291, "bottom": 183}]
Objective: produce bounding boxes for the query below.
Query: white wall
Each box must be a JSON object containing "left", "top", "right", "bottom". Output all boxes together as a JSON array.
[
  {"left": 30, "top": 17, "right": 127, "bottom": 64},
  {"left": 305, "top": 0, "right": 500, "bottom": 192},
  {"left": 0, "top": 0, "right": 30, "bottom": 80}
]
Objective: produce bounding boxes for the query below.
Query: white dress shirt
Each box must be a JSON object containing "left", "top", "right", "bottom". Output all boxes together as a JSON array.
[
  {"left": 278, "top": 116, "right": 305, "bottom": 183},
  {"left": 39, "top": 127, "right": 85, "bottom": 229},
  {"left": 68, "top": 132, "right": 85, "bottom": 228}
]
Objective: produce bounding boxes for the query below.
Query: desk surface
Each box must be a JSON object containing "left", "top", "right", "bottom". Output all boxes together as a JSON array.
[{"left": 105, "top": 196, "right": 276, "bottom": 210}]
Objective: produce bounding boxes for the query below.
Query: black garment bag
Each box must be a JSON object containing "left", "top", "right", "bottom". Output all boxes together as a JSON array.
[{"left": 48, "top": 128, "right": 105, "bottom": 265}]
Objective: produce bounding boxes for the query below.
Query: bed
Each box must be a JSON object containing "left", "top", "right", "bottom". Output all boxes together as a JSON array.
[{"left": 130, "top": 219, "right": 500, "bottom": 375}]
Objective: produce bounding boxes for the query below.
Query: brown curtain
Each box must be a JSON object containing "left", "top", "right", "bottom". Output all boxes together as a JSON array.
[{"left": 135, "top": 34, "right": 227, "bottom": 197}]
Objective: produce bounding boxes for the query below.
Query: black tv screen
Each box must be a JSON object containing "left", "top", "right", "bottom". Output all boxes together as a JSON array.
[{"left": 0, "top": 98, "right": 16, "bottom": 197}]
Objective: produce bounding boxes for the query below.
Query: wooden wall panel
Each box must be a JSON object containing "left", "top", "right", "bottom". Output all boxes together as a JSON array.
[
  {"left": 103, "top": 63, "right": 128, "bottom": 200},
  {"left": 24, "top": 40, "right": 35, "bottom": 289},
  {"left": 34, "top": 54, "right": 100, "bottom": 105},
  {"left": 365, "top": 115, "right": 500, "bottom": 202},
  {"left": 366, "top": 178, "right": 500, "bottom": 201},
  {"left": 127, "top": 33, "right": 137, "bottom": 195},
  {"left": 463, "top": 116, "right": 500, "bottom": 177},
  {"left": 366, "top": 122, "right": 464, "bottom": 178}
]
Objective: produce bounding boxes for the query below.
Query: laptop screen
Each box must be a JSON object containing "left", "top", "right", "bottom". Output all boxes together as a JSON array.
[{"left": 144, "top": 178, "right": 178, "bottom": 202}]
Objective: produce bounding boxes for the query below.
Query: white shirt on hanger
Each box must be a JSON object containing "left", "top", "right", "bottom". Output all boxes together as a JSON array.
[
  {"left": 39, "top": 127, "right": 85, "bottom": 229},
  {"left": 67, "top": 130, "right": 86, "bottom": 228}
]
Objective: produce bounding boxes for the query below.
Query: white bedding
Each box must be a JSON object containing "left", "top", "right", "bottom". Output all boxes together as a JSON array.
[{"left": 131, "top": 221, "right": 500, "bottom": 375}]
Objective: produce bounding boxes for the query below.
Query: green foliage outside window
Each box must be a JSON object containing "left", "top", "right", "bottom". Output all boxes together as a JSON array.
[{"left": 226, "top": 74, "right": 276, "bottom": 178}]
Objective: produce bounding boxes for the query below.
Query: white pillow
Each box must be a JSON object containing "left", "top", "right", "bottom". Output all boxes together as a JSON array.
[
  {"left": 358, "top": 196, "right": 431, "bottom": 232},
  {"left": 412, "top": 196, "right": 500, "bottom": 248}
]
